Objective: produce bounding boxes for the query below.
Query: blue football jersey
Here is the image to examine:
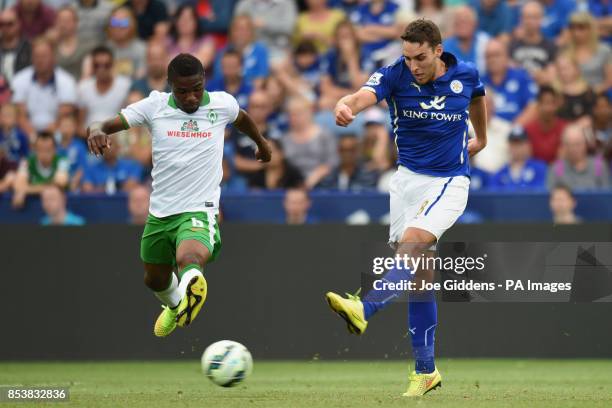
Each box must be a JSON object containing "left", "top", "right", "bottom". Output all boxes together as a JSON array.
[{"left": 362, "top": 52, "right": 485, "bottom": 177}]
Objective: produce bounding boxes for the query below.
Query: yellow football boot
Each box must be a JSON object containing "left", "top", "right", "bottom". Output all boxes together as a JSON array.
[
  {"left": 325, "top": 290, "right": 368, "bottom": 335},
  {"left": 176, "top": 273, "right": 207, "bottom": 328},
  {"left": 154, "top": 305, "right": 178, "bottom": 337},
  {"left": 402, "top": 368, "right": 442, "bottom": 397}
]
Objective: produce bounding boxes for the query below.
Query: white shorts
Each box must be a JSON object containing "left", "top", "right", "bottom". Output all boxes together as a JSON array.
[{"left": 389, "top": 166, "right": 470, "bottom": 247}]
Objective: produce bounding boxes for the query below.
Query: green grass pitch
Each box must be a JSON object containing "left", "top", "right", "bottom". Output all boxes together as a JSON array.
[{"left": 1, "top": 360, "right": 611, "bottom": 407}]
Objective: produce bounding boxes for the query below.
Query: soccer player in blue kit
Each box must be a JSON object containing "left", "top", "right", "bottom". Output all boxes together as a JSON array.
[{"left": 325, "top": 19, "right": 487, "bottom": 396}]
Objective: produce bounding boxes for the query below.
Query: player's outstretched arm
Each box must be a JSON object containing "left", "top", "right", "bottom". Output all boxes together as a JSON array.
[
  {"left": 335, "top": 89, "right": 377, "bottom": 127},
  {"left": 468, "top": 96, "right": 487, "bottom": 157},
  {"left": 86, "top": 116, "right": 128, "bottom": 156},
  {"left": 234, "top": 109, "right": 271, "bottom": 163}
]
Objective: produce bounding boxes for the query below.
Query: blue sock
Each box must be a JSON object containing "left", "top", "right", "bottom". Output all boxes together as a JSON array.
[
  {"left": 408, "top": 290, "right": 437, "bottom": 374},
  {"left": 362, "top": 265, "right": 414, "bottom": 320}
]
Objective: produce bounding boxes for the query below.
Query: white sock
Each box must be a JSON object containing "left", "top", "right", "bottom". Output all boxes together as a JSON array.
[
  {"left": 178, "top": 268, "right": 203, "bottom": 296},
  {"left": 154, "top": 273, "right": 181, "bottom": 308}
]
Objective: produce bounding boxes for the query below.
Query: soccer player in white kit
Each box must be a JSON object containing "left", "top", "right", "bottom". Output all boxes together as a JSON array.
[{"left": 87, "top": 54, "right": 271, "bottom": 337}]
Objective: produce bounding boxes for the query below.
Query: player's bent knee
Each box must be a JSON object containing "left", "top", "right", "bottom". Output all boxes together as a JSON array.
[{"left": 176, "top": 252, "right": 207, "bottom": 270}]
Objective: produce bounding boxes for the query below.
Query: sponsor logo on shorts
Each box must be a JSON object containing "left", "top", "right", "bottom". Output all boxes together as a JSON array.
[{"left": 415, "top": 200, "right": 430, "bottom": 217}]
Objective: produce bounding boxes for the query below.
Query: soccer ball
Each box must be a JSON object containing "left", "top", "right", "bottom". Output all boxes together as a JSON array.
[{"left": 201, "top": 340, "right": 253, "bottom": 387}]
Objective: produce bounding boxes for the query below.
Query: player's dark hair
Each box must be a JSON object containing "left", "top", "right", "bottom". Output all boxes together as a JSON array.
[
  {"left": 401, "top": 19, "right": 442, "bottom": 49},
  {"left": 36, "top": 131, "right": 56, "bottom": 146},
  {"left": 537, "top": 85, "right": 558, "bottom": 101},
  {"left": 91, "top": 45, "right": 114, "bottom": 61},
  {"left": 167, "top": 53, "right": 205, "bottom": 83}
]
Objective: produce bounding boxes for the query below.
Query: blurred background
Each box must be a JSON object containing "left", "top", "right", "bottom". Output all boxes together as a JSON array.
[{"left": 0, "top": 0, "right": 610, "bottom": 225}]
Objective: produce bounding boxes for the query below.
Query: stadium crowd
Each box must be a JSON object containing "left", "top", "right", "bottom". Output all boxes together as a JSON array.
[{"left": 0, "top": 0, "right": 610, "bottom": 224}]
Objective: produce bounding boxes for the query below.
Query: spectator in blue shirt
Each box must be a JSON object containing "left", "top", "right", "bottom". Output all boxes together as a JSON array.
[
  {"left": 284, "top": 188, "right": 318, "bottom": 225},
  {"left": 349, "top": 0, "right": 400, "bottom": 65},
  {"left": 293, "top": 40, "right": 323, "bottom": 94},
  {"left": 329, "top": 0, "right": 361, "bottom": 15},
  {"left": 212, "top": 14, "right": 269, "bottom": 89},
  {"left": 587, "top": 0, "right": 612, "bottom": 46},
  {"left": 319, "top": 20, "right": 372, "bottom": 110},
  {"left": 206, "top": 49, "right": 253, "bottom": 109},
  {"left": 40, "top": 184, "right": 86, "bottom": 226},
  {"left": 549, "top": 183, "right": 581, "bottom": 224},
  {"left": 0, "top": 103, "right": 29, "bottom": 163},
  {"left": 471, "top": 0, "right": 513, "bottom": 39},
  {"left": 491, "top": 126, "right": 548, "bottom": 190},
  {"left": 540, "top": 0, "right": 576, "bottom": 40},
  {"left": 469, "top": 163, "right": 492, "bottom": 190},
  {"left": 443, "top": 5, "right": 490, "bottom": 73},
  {"left": 56, "top": 115, "right": 88, "bottom": 191},
  {"left": 82, "top": 139, "right": 143, "bottom": 194},
  {"left": 483, "top": 39, "right": 538, "bottom": 124}
]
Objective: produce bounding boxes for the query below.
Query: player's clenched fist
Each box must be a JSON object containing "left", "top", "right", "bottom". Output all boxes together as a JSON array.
[
  {"left": 87, "top": 125, "right": 111, "bottom": 156},
  {"left": 255, "top": 140, "right": 272, "bottom": 163},
  {"left": 335, "top": 103, "right": 355, "bottom": 127}
]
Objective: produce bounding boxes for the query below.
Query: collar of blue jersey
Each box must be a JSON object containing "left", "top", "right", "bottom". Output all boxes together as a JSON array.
[
  {"left": 168, "top": 91, "right": 210, "bottom": 109},
  {"left": 436, "top": 52, "right": 458, "bottom": 82}
]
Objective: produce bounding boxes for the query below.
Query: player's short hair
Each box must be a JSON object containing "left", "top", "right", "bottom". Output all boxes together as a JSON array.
[
  {"left": 537, "top": 85, "right": 558, "bottom": 101},
  {"left": 167, "top": 53, "right": 205, "bottom": 83},
  {"left": 91, "top": 45, "right": 114, "bottom": 61},
  {"left": 401, "top": 19, "right": 442, "bottom": 49}
]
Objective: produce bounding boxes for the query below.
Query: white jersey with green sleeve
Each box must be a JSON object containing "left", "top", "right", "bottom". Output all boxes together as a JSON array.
[{"left": 119, "top": 90, "right": 239, "bottom": 218}]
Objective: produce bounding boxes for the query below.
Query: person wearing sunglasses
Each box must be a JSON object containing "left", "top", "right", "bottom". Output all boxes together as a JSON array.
[
  {"left": 104, "top": 6, "right": 146, "bottom": 80},
  {"left": 565, "top": 11, "right": 612, "bottom": 94}
]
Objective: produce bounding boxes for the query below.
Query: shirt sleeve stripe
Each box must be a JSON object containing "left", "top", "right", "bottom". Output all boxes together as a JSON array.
[
  {"left": 361, "top": 86, "right": 377, "bottom": 95},
  {"left": 118, "top": 112, "right": 130, "bottom": 130}
]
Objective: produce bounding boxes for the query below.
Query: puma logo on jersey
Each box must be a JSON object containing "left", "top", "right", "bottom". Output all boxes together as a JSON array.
[
  {"left": 410, "top": 82, "right": 422, "bottom": 92},
  {"left": 420, "top": 95, "right": 446, "bottom": 110}
]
